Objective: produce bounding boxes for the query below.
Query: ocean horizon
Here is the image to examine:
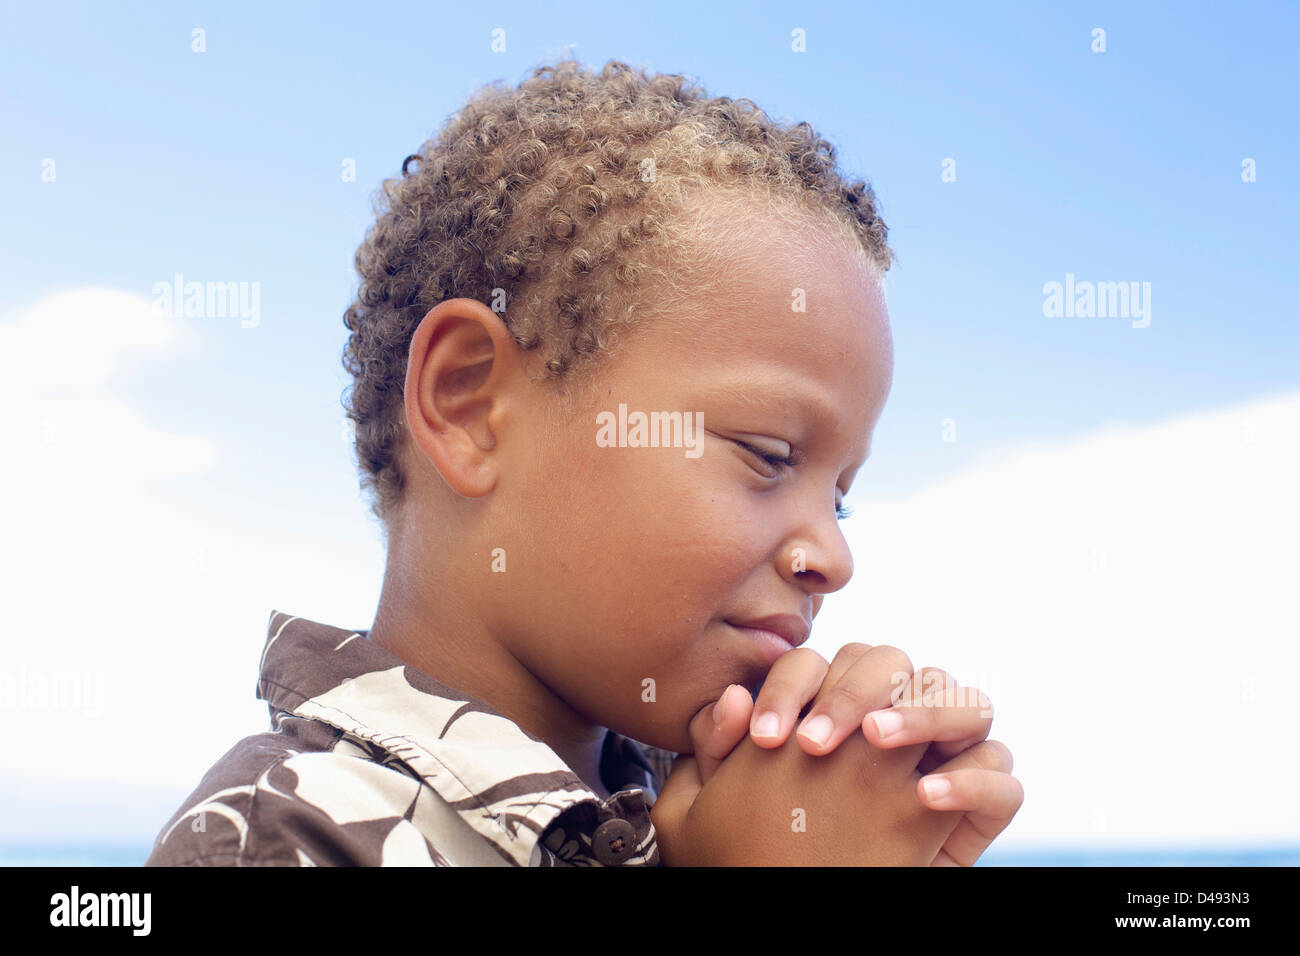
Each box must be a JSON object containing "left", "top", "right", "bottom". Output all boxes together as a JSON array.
[{"left": 3, "top": 843, "right": 1297, "bottom": 867}]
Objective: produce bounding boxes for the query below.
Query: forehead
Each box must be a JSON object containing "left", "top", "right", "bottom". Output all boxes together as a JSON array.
[{"left": 647, "top": 204, "right": 893, "bottom": 400}]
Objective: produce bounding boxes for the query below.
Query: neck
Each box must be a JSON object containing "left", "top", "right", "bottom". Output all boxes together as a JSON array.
[{"left": 366, "top": 528, "right": 610, "bottom": 800}]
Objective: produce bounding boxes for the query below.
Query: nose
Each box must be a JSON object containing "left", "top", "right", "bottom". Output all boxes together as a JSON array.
[{"left": 781, "top": 516, "right": 854, "bottom": 597}]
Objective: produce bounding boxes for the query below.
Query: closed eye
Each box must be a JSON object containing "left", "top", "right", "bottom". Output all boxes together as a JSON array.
[
  {"left": 735, "top": 440, "right": 799, "bottom": 472},
  {"left": 733, "top": 441, "right": 853, "bottom": 521}
]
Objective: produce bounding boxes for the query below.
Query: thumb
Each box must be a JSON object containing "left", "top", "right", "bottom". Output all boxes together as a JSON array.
[
  {"left": 688, "top": 684, "right": 754, "bottom": 784},
  {"left": 649, "top": 754, "right": 702, "bottom": 866}
]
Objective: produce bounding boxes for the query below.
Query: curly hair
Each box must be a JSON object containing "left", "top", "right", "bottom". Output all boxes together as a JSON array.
[{"left": 341, "top": 57, "right": 896, "bottom": 530}]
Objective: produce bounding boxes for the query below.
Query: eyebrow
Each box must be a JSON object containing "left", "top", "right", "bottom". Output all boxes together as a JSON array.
[{"left": 699, "top": 375, "right": 839, "bottom": 431}]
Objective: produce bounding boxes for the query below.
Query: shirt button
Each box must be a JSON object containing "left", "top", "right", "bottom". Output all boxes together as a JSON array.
[{"left": 591, "top": 818, "right": 637, "bottom": 866}]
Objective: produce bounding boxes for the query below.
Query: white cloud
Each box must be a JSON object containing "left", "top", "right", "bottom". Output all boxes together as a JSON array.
[
  {"left": 2, "top": 286, "right": 191, "bottom": 392},
  {"left": 813, "top": 389, "right": 1300, "bottom": 847},
  {"left": 1, "top": 287, "right": 216, "bottom": 487},
  {"left": 0, "top": 289, "right": 380, "bottom": 817}
]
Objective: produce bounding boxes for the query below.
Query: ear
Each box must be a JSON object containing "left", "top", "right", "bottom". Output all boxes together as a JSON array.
[{"left": 403, "top": 297, "right": 519, "bottom": 499}]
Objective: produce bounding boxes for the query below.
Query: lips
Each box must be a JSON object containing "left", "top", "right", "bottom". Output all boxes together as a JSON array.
[{"left": 724, "top": 614, "right": 811, "bottom": 648}]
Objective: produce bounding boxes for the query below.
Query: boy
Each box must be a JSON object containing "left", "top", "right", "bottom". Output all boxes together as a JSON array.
[{"left": 146, "top": 58, "right": 1021, "bottom": 867}]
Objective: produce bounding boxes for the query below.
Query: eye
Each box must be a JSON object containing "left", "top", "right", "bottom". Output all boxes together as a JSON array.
[
  {"left": 735, "top": 439, "right": 852, "bottom": 521},
  {"left": 734, "top": 441, "right": 797, "bottom": 477}
]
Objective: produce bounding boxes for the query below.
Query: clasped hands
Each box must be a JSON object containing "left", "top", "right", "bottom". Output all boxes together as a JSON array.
[{"left": 650, "top": 643, "right": 1024, "bottom": 866}]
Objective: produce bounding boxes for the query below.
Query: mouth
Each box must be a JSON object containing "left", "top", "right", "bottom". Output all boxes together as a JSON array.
[
  {"left": 724, "top": 615, "right": 811, "bottom": 648},
  {"left": 724, "top": 619, "right": 808, "bottom": 669}
]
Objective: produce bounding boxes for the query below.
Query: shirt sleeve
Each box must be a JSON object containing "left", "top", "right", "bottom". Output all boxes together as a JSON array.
[{"left": 145, "top": 735, "right": 458, "bottom": 866}]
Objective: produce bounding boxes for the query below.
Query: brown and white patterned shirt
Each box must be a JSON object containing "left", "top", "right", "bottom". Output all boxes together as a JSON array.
[{"left": 146, "top": 610, "right": 677, "bottom": 866}]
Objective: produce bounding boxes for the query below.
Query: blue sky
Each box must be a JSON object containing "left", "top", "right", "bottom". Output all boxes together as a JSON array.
[
  {"left": 4, "top": 1, "right": 1297, "bottom": 504},
  {"left": 2, "top": 1, "right": 1298, "bottom": 856}
]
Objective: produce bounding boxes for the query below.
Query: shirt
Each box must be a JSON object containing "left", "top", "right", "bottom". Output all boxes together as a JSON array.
[{"left": 145, "top": 609, "right": 678, "bottom": 866}]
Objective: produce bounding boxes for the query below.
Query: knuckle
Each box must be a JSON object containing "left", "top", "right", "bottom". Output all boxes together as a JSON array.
[
  {"left": 821, "top": 679, "right": 872, "bottom": 716},
  {"left": 792, "top": 646, "right": 830, "bottom": 669},
  {"left": 915, "top": 669, "right": 958, "bottom": 708},
  {"left": 833, "top": 641, "right": 873, "bottom": 664},
  {"left": 916, "top": 666, "right": 953, "bottom": 691},
  {"left": 756, "top": 652, "right": 822, "bottom": 706},
  {"left": 983, "top": 739, "right": 1014, "bottom": 772},
  {"left": 871, "top": 646, "right": 916, "bottom": 701},
  {"left": 766, "top": 645, "right": 811, "bottom": 672},
  {"left": 871, "top": 643, "right": 914, "bottom": 674},
  {"left": 768, "top": 647, "right": 825, "bottom": 684}
]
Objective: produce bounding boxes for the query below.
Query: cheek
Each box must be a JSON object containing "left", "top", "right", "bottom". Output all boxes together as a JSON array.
[
  {"left": 601, "top": 475, "right": 757, "bottom": 600},
  {"left": 522, "top": 430, "right": 772, "bottom": 609}
]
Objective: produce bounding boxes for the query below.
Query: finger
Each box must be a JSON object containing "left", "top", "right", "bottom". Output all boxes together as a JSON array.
[
  {"left": 916, "top": 735, "right": 1011, "bottom": 789},
  {"left": 793, "top": 644, "right": 914, "bottom": 755},
  {"left": 686, "top": 684, "right": 755, "bottom": 783},
  {"left": 919, "top": 766, "right": 1021, "bottom": 816},
  {"left": 648, "top": 754, "right": 702, "bottom": 866},
  {"left": 748, "top": 647, "right": 829, "bottom": 748},
  {"left": 893, "top": 668, "right": 986, "bottom": 770},
  {"left": 915, "top": 740, "right": 1021, "bottom": 866},
  {"left": 917, "top": 768, "right": 1024, "bottom": 866},
  {"left": 893, "top": 668, "right": 992, "bottom": 752},
  {"left": 863, "top": 684, "right": 994, "bottom": 756},
  {"left": 924, "top": 737, "right": 1014, "bottom": 776},
  {"left": 820, "top": 641, "right": 874, "bottom": 688},
  {"left": 893, "top": 666, "right": 957, "bottom": 708}
]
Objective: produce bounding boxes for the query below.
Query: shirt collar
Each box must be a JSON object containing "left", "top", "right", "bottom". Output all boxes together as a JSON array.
[{"left": 257, "top": 609, "right": 661, "bottom": 866}]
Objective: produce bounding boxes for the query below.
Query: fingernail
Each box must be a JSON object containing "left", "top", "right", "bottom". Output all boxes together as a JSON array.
[
  {"left": 713, "top": 685, "right": 734, "bottom": 726},
  {"left": 753, "top": 711, "right": 780, "bottom": 739},
  {"left": 922, "top": 776, "right": 952, "bottom": 801},
  {"left": 870, "top": 709, "right": 905, "bottom": 739},
  {"left": 797, "top": 714, "right": 833, "bottom": 748}
]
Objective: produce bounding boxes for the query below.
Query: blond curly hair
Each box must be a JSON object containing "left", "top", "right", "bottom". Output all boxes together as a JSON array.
[{"left": 341, "top": 57, "right": 895, "bottom": 529}]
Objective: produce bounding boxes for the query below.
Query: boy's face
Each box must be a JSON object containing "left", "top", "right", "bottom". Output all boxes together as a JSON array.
[{"left": 483, "top": 210, "right": 895, "bottom": 755}]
